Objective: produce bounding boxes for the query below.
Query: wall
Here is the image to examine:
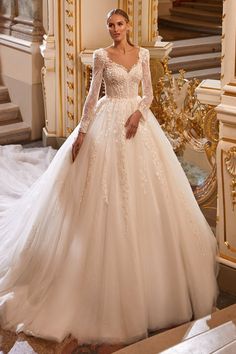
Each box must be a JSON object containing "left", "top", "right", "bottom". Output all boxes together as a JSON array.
[{"left": 0, "top": 0, "right": 45, "bottom": 140}]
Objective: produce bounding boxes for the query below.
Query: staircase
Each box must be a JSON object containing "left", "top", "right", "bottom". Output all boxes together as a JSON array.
[
  {"left": 159, "top": 0, "right": 223, "bottom": 36},
  {"left": 115, "top": 304, "right": 236, "bottom": 354},
  {"left": 0, "top": 85, "right": 31, "bottom": 144},
  {"left": 168, "top": 35, "right": 221, "bottom": 80}
]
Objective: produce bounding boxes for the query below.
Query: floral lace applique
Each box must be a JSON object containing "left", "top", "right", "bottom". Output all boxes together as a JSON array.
[{"left": 79, "top": 47, "right": 154, "bottom": 132}]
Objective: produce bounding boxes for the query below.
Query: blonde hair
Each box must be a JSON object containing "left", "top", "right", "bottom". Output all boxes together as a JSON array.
[{"left": 106, "top": 8, "right": 134, "bottom": 47}]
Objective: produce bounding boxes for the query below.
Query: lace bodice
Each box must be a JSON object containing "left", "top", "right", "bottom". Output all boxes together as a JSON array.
[{"left": 80, "top": 47, "right": 153, "bottom": 133}]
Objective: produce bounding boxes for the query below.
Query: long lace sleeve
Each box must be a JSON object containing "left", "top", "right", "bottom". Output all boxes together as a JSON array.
[
  {"left": 137, "top": 48, "right": 154, "bottom": 119},
  {"left": 79, "top": 49, "right": 104, "bottom": 133}
]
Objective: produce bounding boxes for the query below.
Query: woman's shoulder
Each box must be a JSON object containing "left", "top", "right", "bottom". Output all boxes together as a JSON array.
[
  {"left": 93, "top": 48, "right": 105, "bottom": 56},
  {"left": 93, "top": 48, "right": 107, "bottom": 62},
  {"left": 139, "top": 47, "right": 150, "bottom": 58}
]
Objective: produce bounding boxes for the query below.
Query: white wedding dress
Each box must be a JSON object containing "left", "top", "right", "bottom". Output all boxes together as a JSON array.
[{"left": 0, "top": 47, "right": 218, "bottom": 344}]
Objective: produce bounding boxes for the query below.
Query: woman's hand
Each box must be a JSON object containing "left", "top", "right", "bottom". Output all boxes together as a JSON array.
[
  {"left": 125, "top": 110, "right": 142, "bottom": 139},
  {"left": 72, "top": 132, "right": 85, "bottom": 162}
]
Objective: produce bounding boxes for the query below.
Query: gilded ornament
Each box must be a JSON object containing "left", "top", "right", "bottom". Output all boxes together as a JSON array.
[
  {"left": 66, "top": 24, "right": 74, "bottom": 32},
  {"left": 66, "top": 10, "right": 73, "bottom": 18},
  {"left": 67, "top": 96, "right": 74, "bottom": 105},
  {"left": 151, "top": 56, "right": 219, "bottom": 205},
  {"left": 66, "top": 53, "right": 74, "bottom": 61},
  {"left": 67, "top": 81, "right": 74, "bottom": 90},
  {"left": 67, "top": 127, "right": 73, "bottom": 134},
  {"left": 225, "top": 147, "right": 236, "bottom": 210},
  {"left": 66, "top": 66, "right": 74, "bottom": 75},
  {"left": 66, "top": 38, "right": 74, "bottom": 47},
  {"left": 67, "top": 111, "right": 74, "bottom": 120}
]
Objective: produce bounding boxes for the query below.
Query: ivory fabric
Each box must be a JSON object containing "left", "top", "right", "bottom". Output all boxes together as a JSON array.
[{"left": 0, "top": 48, "right": 218, "bottom": 344}]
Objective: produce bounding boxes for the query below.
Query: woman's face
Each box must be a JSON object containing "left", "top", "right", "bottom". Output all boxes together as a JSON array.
[{"left": 107, "top": 14, "right": 129, "bottom": 42}]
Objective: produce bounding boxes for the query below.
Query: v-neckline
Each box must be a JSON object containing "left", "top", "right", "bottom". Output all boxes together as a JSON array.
[{"left": 103, "top": 47, "right": 141, "bottom": 73}]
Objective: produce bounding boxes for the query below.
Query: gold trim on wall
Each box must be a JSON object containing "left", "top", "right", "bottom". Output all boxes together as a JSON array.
[
  {"left": 61, "top": 0, "right": 82, "bottom": 134},
  {"left": 78, "top": 0, "right": 83, "bottom": 125},
  {"left": 58, "top": 0, "right": 63, "bottom": 137},
  {"left": 221, "top": 146, "right": 236, "bottom": 256},
  {"left": 148, "top": 0, "right": 158, "bottom": 42},
  {"left": 220, "top": 252, "right": 236, "bottom": 264},
  {"left": 138, "top": 0, "right": 142, "bottom": 45},
  {"left": 148, "top": 0, "right": 152, "bottom": 42},
  {"left": 126, "top": 0, "right": 134, "bottom": 42},
  {"left": 225, "top": 146, "right": 236, "bottom": 211}
]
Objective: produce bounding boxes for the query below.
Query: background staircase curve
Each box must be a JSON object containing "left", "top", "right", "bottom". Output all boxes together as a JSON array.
[
  {"left": 168, "top": 35, "right": 222, "bottom": 80},
  {"left": 158, "top": 0, "right": 223, "bottom": 80},
  {"left": 159, "top": 0, "right": 223, "bottom": 37},
  {"left": 0, "top": 85, "right": 31, "bottom": 145}
]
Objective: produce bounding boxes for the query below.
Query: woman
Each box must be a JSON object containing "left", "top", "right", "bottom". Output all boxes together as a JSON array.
[{"left": 0, "top": 8, "right": 217, "bottom": 345}]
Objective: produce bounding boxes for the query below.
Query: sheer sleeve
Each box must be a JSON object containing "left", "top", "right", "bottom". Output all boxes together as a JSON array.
[
  {"left": 79, "top": 49, "right": 104, "bottom": 133},
  {"left": 137, "top": 48, "right": 154, "bottom": 119}
]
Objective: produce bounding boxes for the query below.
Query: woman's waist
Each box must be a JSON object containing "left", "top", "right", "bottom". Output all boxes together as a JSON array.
[{"left": 102, "top": 95, "right": 141, "bottom": 101}]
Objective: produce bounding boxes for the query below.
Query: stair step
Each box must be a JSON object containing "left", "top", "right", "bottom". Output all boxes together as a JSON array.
[
  {"left": 170, "top": 7, "right": 221, "bottom": 23},
  {"left": 0, "top": 102, "right": 21, "bottom": 125},
  {"left": 0, "top": 122, "right": 31, "bottom": 145},
  {"left": 169, "top": 52, "right": 221, "bottom": 73},
  {"left": 159, "top": 15, "right": 222, "bottom": 34},
  {"left": 181, "top": 2, "right": 222, "bottom": 13},
  {"left": 114, "top": 305, "right": 236, "bottom": 354},
  {"left": 194, "top": 0, "right": 222, "bottom": 3},
  {"left": 173, "top": 67, "right": 221, "bottom": 80},
  {"left": 171, "top": 35, "right": 221, "bottom": 57},
  {"left": 161, "top": 320, "right": 236, "bottom": 354},
  {"left": 0, "top": 85, "right": 10, "bottom": 103}
]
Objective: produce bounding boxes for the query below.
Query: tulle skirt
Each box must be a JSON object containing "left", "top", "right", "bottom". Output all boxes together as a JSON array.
[{"left": 0, "top": 96, "right": 218, "bottom": 344}]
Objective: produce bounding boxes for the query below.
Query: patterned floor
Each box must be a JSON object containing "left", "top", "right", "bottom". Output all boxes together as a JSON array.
[{"left": 0, "top": 328, "right": 125, "bottom": 354}]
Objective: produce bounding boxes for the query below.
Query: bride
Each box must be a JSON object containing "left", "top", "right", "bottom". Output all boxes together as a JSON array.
[{"left": 0, "top": 8, "right": 218, "bottom": 345}]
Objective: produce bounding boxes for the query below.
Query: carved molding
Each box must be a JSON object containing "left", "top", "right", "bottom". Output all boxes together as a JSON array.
[
  {"left": 148, "top": 0, "right": 158, "bottom": 42},
  {"left": 225, "top": 146, "right": 236, "bottom": 211}
]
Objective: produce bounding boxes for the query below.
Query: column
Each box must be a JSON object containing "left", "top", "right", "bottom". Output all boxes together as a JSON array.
[
  {"left": 42, "top": 0, "right": 172, "bottom": 145},
  {"left": 216, "top": 0, "right": 236, "bottom": 289}
]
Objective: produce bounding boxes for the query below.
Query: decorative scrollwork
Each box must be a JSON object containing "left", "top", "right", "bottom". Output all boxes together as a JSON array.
[
  {"left": 67, "top": 96, "right": 74, "bottom": 105},
  {"left": 67, "top": 111, "right": 74, "bottom": 120},
  {"left": 66, "top": 24, "right": 74, "bottom": 32},
  {"left": 66, "top": 66, "right": 74, "bottom": 75},
  {"left": 66, "top": 38, "right": 74, "bottom": 47},
  {"left": 66, "top": 53, "right": 74, "bottom": 61},
  {"left": 66, "top": 10, "right": 73, "bottom": 17},
  {"left": 151, "top": 56, "right": 219, "bottom": 205},
  {"left": 225, "top": 147, "right": 236, "bottom": 210},
  {"left": 67, "top": 81, "right": 74, "bottom": 90}
]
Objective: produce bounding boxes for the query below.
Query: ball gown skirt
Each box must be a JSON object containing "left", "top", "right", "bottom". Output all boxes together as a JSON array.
[{"left": 0, "top": 48, "right": 218, "bottom": 344}]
